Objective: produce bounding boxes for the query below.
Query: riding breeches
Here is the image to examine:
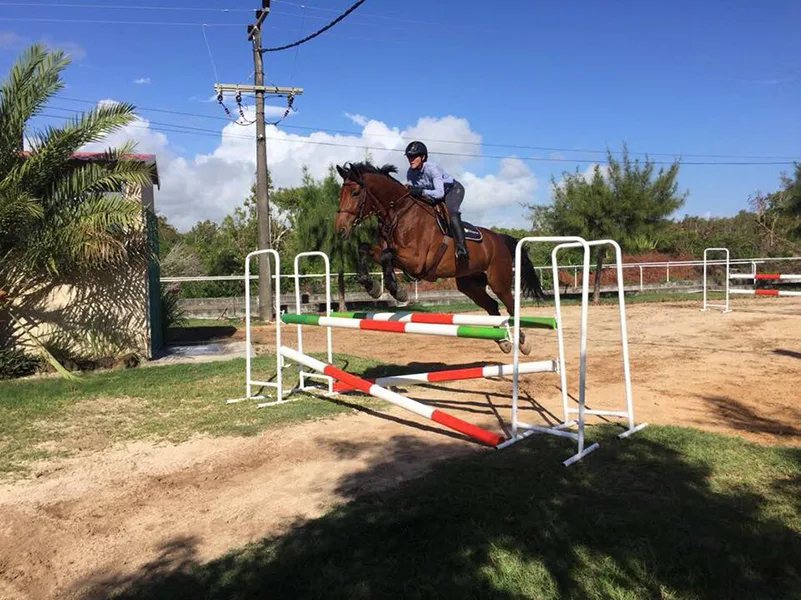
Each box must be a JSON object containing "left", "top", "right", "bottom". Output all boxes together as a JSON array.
[{"left": 443, "top": 181, "right": 465, "bottom": 214}]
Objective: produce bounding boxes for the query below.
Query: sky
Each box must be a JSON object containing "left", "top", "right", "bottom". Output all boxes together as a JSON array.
[{"left": 1, "top": 0, "right": 799, "bottom": 232}]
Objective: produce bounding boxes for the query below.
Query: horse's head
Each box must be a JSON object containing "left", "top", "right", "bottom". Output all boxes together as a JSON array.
[
  {"left": 334, "top": 163, "right": 367, "bottom": 239},
  {"left": 334, "top": 162, "right": 404, "bottom": 239}
]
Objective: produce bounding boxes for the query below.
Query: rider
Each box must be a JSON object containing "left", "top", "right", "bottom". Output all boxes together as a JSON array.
[{"left": 404, "top": 140, "right": 469, "bottom": 260}]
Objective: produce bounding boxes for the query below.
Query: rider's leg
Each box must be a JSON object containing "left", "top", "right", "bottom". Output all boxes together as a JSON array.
[{"left": 445, "top": 181, "right": 469, "bottom": 259}]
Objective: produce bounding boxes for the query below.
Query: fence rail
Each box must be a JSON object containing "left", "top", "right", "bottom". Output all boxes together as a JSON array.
[{"left": 162, "top": 255, "right": 801, "bottom": 301}]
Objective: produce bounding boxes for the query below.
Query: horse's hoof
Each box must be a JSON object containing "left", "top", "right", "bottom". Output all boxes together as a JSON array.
[
  {"left": 497, "top": 340, "right": 512, "bottom": 354},
  {"left": 519, "top": 338, "right": 532, "bottom": 356},
  {"left": 391, "top": 287, "right": 409, "bottom": 303},
  {"left": 366, "top": 280, "right": 382, "bottom": 299}
]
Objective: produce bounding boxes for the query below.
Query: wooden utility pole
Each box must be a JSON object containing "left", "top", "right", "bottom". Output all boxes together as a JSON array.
[{"left": 214, "top": 0, "right": 303, "bottom": 322}]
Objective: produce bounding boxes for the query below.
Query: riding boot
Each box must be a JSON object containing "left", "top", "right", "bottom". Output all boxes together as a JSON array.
[{"left": 449, "top": 211, "right": 469, "bottom": 260}]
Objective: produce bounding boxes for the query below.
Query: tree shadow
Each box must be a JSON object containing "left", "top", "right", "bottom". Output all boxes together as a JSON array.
[
  {"left": 74, "top": 428, "right": 801, "bottom": 599},
  {"left": 701, "top": 394, "right": 801, "bottom": 439},
  {"left": 774, "top": 349, "right": 801, "bottom": 360}
]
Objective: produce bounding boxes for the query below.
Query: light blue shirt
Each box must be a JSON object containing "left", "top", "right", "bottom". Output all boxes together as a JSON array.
[{"left": 406, "top": 161, "right": 454, "bottom": 200}]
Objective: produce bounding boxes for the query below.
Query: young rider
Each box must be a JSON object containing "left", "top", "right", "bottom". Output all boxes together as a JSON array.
[{"left": 404, "top": 140, "right": 469, "bottom": 260}]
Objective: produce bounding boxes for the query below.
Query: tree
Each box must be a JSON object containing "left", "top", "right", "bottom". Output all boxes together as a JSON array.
[
  {"left": 293, "top": 165, "right": 376, "bottom": 310},
  {"left": 532, "top": 145, "right": 687, "bottom": 302},
  {"left": 156, "top": 214, "right": 181, "bottom": 258},
  {"left": 0, "top": 43, "right": 157, "bottom": 374}
]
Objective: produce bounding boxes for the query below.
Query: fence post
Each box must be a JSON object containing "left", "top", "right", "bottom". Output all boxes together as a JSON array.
[
  {"left": 639, "top": 266, "right": 643, "bottom": 291},
  {"left": 666, "top": 262, "right": 670, "bottom": 284}
]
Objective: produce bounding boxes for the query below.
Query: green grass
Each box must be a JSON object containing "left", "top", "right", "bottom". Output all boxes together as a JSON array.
[
  {"left": 101, "top": 425, "right": 801, "bottom": 600},
  {"left": 4, "top": 346, "right": 800, "bottom": 598},
  {"left": 0, "top": 353, "right": 383, "bottom": 479}
]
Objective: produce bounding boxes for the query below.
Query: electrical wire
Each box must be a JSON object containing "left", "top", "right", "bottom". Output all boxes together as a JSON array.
[
  {"left": 50, "top": 96, "right": 801, "bottom": 162},
  {"left": 260, "top": 0, "right": 366, "bottom": 53},
  {"left": 35, "top": 109, "right": 800, "bottom": 166}
]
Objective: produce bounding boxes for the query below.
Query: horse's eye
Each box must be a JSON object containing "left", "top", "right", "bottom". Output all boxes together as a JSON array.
[{"left": 350, "top": 188, "right": 359, "bottom": 196}]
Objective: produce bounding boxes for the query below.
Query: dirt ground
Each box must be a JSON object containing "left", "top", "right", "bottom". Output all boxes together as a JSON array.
[{"left": 1, "top": 298, "right": 800, "bottom": 599}]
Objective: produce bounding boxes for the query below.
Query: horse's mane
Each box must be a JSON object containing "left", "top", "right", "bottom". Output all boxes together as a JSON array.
[{"left": 343, "top": 161, "right": 400, "bottom": 183}]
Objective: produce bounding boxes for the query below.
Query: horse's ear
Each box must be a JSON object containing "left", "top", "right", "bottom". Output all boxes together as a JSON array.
[{"left": 336, "top": 164, "right": 349, "bottom": 181}]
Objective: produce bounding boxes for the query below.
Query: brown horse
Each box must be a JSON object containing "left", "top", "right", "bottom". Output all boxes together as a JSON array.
[{"left": 334, "top": 161, "right": 546, "bottom": 355}]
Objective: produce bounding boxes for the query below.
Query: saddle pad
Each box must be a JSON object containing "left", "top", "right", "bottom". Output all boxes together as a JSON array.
[{"left": 435, "top": 212, "right": 483, "bottom": 242}]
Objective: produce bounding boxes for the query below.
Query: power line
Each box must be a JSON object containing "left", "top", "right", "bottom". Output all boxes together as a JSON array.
[
  {"left": 0, "top": 0, "right": 478, "bottom": 31},
  {"left": 0, "top": 1, "right": 250, "bottom": 11},
  {"left": 35, "top": 110, "right": 799, "bottom": 166},
  {"left": 260, "top": 0, "right": 367, "bottom": 53},
  {"left": 51, "top": 96, "right": 801, "bottom": 162},
  {"left": 0, "top": 16, "right": 243, "bottom": 26},
  {"left": 272, "top": 0, "right": 488, "bottom": 30},
  {"left": 201, "top": 25, "right": 220, "bottom": 82}
]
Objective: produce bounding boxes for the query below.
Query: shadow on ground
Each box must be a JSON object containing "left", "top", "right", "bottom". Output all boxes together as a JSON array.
[{"left": 76, "top": 426, "right": 801, "bottom": 600}]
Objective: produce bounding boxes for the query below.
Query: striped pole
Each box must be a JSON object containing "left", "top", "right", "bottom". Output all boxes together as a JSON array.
[
  {"left": 730, "top": 273, "right": 801, "bottom": 280},
  {"left": 331, "top": 311, "right": 557, "bottom": 330},
  {"left": 730, "top": 289, "right": 801, "bottom": 296},
  {"left": 279, "top": 346, "right": 505, "bottom": 447},
  {"left": 281, "top": 313, "right": 510, "bottom": 341},
  {"left": 332, "top": 359, "right": 557, "bottom": 393}
]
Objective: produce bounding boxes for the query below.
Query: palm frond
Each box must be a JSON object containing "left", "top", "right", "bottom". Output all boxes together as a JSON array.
[
  {"left": 0, "top": 44, "right": 70, "bottom": 174},
  {"left": 10, "top": 103, "right": 140, "bottom": 197},
  {"left": 47, "top": 142, "right": 156, "bottom": 202}
]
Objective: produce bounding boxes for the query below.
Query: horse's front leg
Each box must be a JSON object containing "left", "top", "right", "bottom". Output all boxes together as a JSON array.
[
  {"left": 379, "top": 247, "right": 409, "bottom": 303},
  {"left": 356, "top": 242, "right": 383, "bottom": 299}
]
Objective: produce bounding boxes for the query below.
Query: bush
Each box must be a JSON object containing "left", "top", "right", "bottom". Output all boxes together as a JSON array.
[
  {"left": 161, "top": 284, "right": 188, "bottom": 337},
  {"left": 0, "top": 347, "right": 41, "bottom": 379}
]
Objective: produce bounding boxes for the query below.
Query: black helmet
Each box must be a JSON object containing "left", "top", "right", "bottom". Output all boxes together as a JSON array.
[{"left": 404, "top": 140, "right": 428, "bottom": 160}]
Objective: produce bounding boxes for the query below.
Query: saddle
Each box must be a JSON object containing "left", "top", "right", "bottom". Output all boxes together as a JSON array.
[{"left": 432, "top": 204, "right": 483, "bottom": 242}]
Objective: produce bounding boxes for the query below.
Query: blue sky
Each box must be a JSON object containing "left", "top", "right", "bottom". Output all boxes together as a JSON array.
[{"left": 1, "top": 0, "right": 799, "bottom": 231}]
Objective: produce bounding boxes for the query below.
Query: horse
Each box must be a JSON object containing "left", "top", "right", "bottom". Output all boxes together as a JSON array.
[{"left": 333, "top": 161, "right": 546, "bottom": 355}]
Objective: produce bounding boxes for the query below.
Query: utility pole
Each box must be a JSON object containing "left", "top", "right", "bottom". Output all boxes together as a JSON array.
[{"left": 214, "top": 0, "right": 303, "bottom": 322}]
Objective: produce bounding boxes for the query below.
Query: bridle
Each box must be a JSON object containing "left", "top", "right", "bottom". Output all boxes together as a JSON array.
[{"left": 337, "top": 178, "right": 414, "bottom": 238}]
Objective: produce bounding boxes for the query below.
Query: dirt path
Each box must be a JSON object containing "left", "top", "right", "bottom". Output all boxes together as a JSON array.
[{"left": 1, "top": 299, "right": 800, "bottom": 599}]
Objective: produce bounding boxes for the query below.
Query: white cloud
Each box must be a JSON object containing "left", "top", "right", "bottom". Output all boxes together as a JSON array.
[
  {"left": 0, "top": 31, "right": 85, "bottom": 59},
  {"left": 0, "top": 31, "right": 26, "bottom": 48},
  {"left": 345, "top": 113, "right": 368, "bottom": 127},
  {"left": 79, "top": 105, "right": 539, "bottom": 232},
  {"left": 133, "top": 77, "right": 152, "bottom": 85}
]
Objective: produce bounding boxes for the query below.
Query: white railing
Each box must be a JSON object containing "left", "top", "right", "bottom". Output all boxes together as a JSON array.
[{"left": 161, "top": 254, "right": 801, "bottom": 299}]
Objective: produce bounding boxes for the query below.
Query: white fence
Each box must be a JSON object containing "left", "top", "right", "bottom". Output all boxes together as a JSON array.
[{"left": 162, "top": 254, "right": 801, "bottom": 302}]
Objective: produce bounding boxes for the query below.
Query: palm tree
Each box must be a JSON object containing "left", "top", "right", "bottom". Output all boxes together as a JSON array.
[{"left": 0, "top": 43, "right": 157, "bottom": 376}]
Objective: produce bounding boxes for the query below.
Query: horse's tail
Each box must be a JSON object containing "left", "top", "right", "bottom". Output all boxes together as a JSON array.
[{"left": 501, "top": 234, "right": 546, "bottom": 301}]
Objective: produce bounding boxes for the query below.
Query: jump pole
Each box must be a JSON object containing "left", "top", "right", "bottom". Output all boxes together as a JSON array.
[
  {"left": 730, "top": 273, "right": 801, "bottom": 281},
  {"left": 730, "top": 289, "right": 801, "bottom": 297},
  {"left": 280, "top": 313, "right": 511, "bottom": 342},
  {"left": 331, "top": 311, "right": 557, "bottom": 330},
  {"left": 331, "top": 359, "right": 557, "bottom": 393},
  {"left": 279, "top": 346, "right": 505, "bottom": 447}
]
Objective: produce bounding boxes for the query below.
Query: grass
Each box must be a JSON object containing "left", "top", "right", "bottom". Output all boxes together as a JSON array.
[
  {"left": 0, "top": 353, "right": 383, "bottom": 479},
  {"left": 95, "top": 425, "right": 801, "bottom": 600},
  {"left": 4, "top": 346, "right": 800, "bottom": 598}
]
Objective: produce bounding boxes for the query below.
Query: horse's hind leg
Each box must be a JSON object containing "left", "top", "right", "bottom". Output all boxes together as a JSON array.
[{"left": 455, "top": 274, "right": 513, "bottom": 354}]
